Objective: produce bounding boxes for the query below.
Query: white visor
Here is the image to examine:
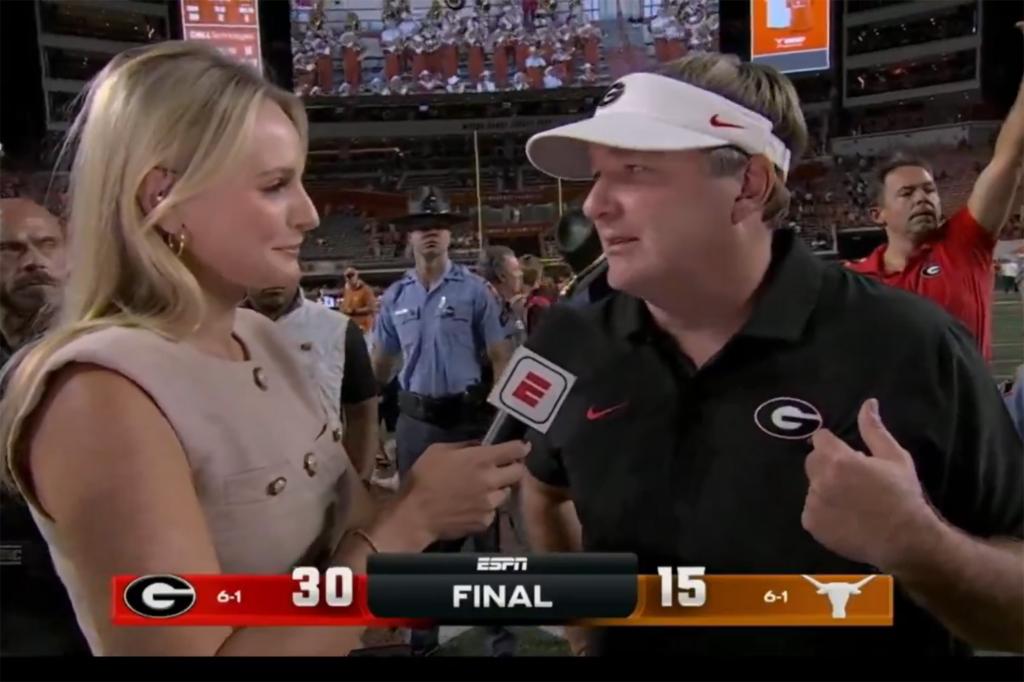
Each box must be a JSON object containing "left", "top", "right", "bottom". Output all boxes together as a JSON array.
[{"left": 526, "top": 72, "right": 793, "bottom": 181}]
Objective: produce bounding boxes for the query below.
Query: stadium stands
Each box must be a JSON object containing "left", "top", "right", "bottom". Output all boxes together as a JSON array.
[
  {"left": 788, "top": 144, "right": 1003, "bottom": 233},
  {"left": 301, "top": 214, "right": 371, "bottom": 260},
  {"left": 6, "top": 133, "right": 1015, "bottom": 268},
  {"left": 296, "top": 132, "right": 1022, "bottom": 266}
]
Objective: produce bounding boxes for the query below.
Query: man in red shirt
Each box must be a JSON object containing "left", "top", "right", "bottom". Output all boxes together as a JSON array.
[{"left": 847, "top": 57, "right": 1024, "bottom": 360}]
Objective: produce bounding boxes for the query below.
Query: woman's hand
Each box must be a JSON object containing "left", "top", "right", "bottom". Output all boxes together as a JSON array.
[{"left": 379, "top": 441, "right": 530, "bottom": 549}]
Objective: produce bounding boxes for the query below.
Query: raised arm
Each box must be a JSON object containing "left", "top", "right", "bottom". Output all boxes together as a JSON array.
[{"left": 966, "top": 23, "right": 1024, "bottom": 236}]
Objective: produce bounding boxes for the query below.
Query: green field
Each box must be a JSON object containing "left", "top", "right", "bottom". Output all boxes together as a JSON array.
[{"left": 992, "top": 291, "right": 1024, "bottom": 384}]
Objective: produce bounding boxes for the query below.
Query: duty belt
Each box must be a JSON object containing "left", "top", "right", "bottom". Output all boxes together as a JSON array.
[{"left": 398, "top": 391, "right": 486, "bottom": 428}]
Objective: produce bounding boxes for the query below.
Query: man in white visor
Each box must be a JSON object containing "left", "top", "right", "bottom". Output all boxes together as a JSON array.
[{"left": 518, "top": 54, "right": 1024, "bottom": 658}]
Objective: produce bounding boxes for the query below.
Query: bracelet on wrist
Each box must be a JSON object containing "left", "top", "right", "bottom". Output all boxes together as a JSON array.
[{"left": 349, "top": 528, "right": 380, "bottom": 553}]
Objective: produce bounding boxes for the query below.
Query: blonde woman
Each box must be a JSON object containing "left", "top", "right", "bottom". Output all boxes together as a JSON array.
[{"left": 0, "top": 42, "right": 527, "bottom": 656}]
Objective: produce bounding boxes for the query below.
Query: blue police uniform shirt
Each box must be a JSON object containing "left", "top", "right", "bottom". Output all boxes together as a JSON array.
[{"left": 374, "top": 262, "right": 506, "bottom": 396}]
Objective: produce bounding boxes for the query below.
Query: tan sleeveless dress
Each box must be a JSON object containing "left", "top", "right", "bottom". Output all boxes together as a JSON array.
[{"left": 8, "top": 310, "right": 352, "bottom": 652}]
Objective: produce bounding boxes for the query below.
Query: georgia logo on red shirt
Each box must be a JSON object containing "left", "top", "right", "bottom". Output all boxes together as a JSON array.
[{"left": 922, "top": 264, "right": 942, "bottom": 278}]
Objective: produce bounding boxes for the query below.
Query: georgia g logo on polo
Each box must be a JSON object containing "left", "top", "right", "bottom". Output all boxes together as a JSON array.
[
  {"left": 754, "top": 397, "right": 823, "bottom": 440},
  {"left": 922, "top": 264, "right": 942, "bottom": 278},
  {"left": 123, "top": 575, "right": 197, "bottom": 619}
]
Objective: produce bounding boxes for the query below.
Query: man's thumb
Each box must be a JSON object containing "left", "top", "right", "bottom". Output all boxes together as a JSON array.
[{"left": 857, "top": 399, "right": 909, "bottom": 463}]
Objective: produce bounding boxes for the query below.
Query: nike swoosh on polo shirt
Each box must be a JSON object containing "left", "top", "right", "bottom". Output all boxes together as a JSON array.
[{"left": 586, "top": 402, "right": 628, "bottom": 421}]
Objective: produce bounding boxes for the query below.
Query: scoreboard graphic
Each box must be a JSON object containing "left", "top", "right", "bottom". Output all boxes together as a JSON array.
[
  {"left": 180, "top": 0, "right": 262, "bottom": 72},
  {"left": 112, "top": 554, "right": 893, "bottom": 627},
  {"left": 750, "top": 0, "right": 830, "bottom": 74}
]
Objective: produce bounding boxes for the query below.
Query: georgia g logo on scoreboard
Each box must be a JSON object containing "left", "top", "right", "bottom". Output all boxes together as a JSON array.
[
  {"left": 487, "top": 347, "right": 577, "bottom": 433},
  {"left": 122, "top": 575, "right": 197, "bottom": 619}
]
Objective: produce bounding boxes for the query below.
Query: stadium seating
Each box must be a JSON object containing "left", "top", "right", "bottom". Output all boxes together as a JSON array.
[
  {"left": 787, "top": 145, "right": 998, "bottom": 234},
  {"left": 301, "top": 214, "right": 371, "bottom": 260},
  {"left": 6, "top": 137, "right": 1017, "bottom": 268}
]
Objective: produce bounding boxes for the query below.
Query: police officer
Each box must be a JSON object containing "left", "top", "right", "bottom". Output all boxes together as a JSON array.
[
  {"left": 371, "top": 187, "right": 514, "bottom": 656},
  {"left": 521, "top": 56, "right": 1023, "bottom": 657}
]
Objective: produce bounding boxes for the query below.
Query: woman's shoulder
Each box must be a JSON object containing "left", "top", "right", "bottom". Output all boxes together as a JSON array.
[
  {"left": 49, "top": 324, "right": 176, "bottom": 364},
  {"left": 8, "top": 324, "right": 186, "bottom": 429},
  {"left": 6, "top": 344, "right": 181, "bottom": 517}
]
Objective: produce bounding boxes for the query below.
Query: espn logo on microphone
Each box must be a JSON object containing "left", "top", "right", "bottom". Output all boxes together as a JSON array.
[
  {"left": 511, "top": 372, "right": 551, "bottom": 408},
  {"left": 122, "top": 575, "right": 197, "bottom": 619},
  {"left": 488, "top": 347, "right": 576, "bottom": 433}
]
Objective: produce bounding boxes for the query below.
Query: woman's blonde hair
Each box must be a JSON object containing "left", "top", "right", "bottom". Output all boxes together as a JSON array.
[{"left": 0, "top": 41, "right": 308, "bottom": 493}]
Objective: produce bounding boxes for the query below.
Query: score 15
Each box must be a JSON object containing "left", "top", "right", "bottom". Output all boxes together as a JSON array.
[{"left": 657, "top": 566, "right": 707, "bottom": 607}]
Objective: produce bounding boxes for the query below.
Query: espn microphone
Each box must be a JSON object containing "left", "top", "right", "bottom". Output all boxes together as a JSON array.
[{"left": 482, "top": 304, "right": 609, "bottom": 445}]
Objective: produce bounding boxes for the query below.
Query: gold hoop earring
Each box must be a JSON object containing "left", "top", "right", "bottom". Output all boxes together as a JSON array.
[{"left": 166, "top": 230, "right": 187, "bottom": 257}]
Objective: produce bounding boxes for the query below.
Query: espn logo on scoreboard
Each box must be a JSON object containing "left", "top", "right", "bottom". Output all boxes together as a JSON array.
[{"left": 476, "top": 556, "right": 528, "bottom": 572}]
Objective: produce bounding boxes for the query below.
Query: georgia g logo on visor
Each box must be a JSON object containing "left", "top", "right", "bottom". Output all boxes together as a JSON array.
[
  {"left": 754, "top": 397, "right": 823, "bottom": 440},
  {"left": 123, "top": 575, "right": 197, "bottom": 619},
  {"left": 598, "top": 81, "right": 625, "bottom": 108}
]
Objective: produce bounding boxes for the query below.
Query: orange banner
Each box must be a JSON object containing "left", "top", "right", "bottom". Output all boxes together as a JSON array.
[
  {"left": 581, "top": 574, "right": 893, "bottom": 627},
  {"left": 751, "top": 0, "right": 829, "bottom": 58}
]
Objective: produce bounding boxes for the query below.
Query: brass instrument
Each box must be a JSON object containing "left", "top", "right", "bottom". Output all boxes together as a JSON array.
[{"left": 560, "top": 252, "right": 607, "bottom": 298}]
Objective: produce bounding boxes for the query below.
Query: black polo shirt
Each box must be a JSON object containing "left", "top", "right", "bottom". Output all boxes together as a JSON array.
[{"left": 527, "top": 229, "right": 1023, "bottom": 656}]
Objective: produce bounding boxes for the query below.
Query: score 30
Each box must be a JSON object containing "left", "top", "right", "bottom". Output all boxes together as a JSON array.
[{"left": 291, "top": 567, "right": 354, "bottom": 607}]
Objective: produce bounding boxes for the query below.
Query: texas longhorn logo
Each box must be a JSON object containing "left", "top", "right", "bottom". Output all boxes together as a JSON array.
[{"left": 802, "top": 575, "right": 876, "bottom": 619}]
